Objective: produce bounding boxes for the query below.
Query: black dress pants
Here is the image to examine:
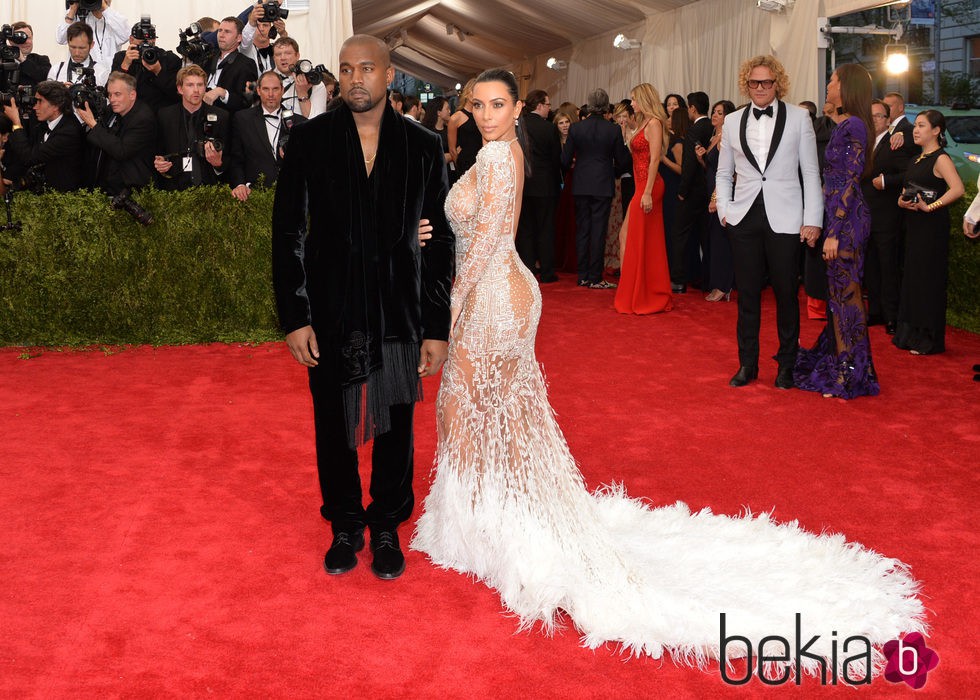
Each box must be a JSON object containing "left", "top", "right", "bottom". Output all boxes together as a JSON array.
[
  {"left": 309, "top": 374, "right": 415, "bottom": 535},
  {"left": 671, "top": 191, "right": 709, "bottom": 285},
  {"left": 865, "top": 225, "right": 903, "bottom": 325},
  {"left": 516, "top": 194, "right": 559, "bottom": 280},
  {"left": 729, "top": 194, "right": 803, "bottom": 369},
  {"left": 574, "top": 194, "right": 612, "bottom": 283}
]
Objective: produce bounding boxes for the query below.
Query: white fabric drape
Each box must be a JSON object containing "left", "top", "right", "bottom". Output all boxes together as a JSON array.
[
  {"left": 2, "top": 0, "right": 352, "bottom": 75},
  {"left": 542, "top": 0, "right": 821, "bottom": 110}
]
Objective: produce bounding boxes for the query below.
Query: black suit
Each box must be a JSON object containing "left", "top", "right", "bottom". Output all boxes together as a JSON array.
[
  {"left": 272, "top": 102, "right": 453, "bottom": 534},
  {"left": 516, "top": 112, "right": 563, "bottom": 280},
  {"left": 227, "top": 105, "right": 306, "bottom": 189},
  {"left": 15, "top": 53, "right": 52, "bottom": 87},
  {"left": 155, "top": 103, "right": 231, "bottom": 190},
  {"left": 111, "top": 48, "right": 182, "bottom": 112},
  {"left": 6, "top": 114, "right": 86, "bottom": 192},
  {"left": 87, "top": 101, "right": 158, "bottom": 194},
  {"left": 206, "top": 50, "right": 258, "bottom": 114},
  {"left": 673, "top": 114, "right": 713, "bottom": 286},
  {"left": 561, "top": 113, "right": 631, "bottom": 284},
  {"left": 863, "top": 117, "right": 917, "bottom": 326}
]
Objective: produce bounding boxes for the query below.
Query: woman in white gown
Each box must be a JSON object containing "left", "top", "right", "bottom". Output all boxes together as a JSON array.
[{"left": 411, "top": 70, "right": 925, "bottom": 679}]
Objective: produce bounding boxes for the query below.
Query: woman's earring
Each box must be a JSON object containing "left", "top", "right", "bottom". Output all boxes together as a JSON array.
[{"left": 514, "top": 118, "right": 519, "bottom": 126}]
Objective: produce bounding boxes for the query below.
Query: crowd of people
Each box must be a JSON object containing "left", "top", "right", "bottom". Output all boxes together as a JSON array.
[{"left": 0, "top": 2, "right": 335, "bottom": 206}]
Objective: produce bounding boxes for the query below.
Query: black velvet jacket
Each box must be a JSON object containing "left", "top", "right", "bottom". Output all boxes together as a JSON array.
[{"left": 272, "top": 101, "right": 454, "bottom": 388}]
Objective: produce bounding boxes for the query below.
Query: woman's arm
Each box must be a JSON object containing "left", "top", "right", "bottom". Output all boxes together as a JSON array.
[
  {"left": 640, "top": 120, "right": 663, "bottom": 214},
  {"left": 447, "top": 111, "right": 464, "bottom": 163}
]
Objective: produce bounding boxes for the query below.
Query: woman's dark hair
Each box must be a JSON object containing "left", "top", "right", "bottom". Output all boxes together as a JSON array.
[
  {"left": 617, "top": 98, "right": 634, "bottom": 117},
  {"left": 711, "top": 100, "right": 737, "bottom": 118},
  {"left": 663, "top": 93, "right": 687, "bottom": 114},
  {"left": 421, "top": 96, "right": 447, "bottom": 130},
  {"left": 918, "top": 109, "right": 948, "bottom": 148},
  {"left": 473, "top": 68, "right": 531, "bottom": 176},
  {"left": 835, "top": 63, "right": 876, "bottom": 178},
  {"left": 669, "top": 105, "right": 690, "bottom": 140}
]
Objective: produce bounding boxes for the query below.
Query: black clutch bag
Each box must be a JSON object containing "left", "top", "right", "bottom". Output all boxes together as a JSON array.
[{"left": 900, "top": 182, "right": 939, "bottom": 205}]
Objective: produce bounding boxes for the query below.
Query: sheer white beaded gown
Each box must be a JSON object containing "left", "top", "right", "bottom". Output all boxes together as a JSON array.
[{"left": 411, "top": 139, "right": 924, "bottom": 677}]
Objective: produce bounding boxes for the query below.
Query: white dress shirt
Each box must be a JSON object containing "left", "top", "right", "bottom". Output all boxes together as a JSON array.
[
  {"left": 746, "top": 101, "right": 775, "bottom": 167},
  {"left": 55, "top": 8, "right": 129, "bottom": 69}
]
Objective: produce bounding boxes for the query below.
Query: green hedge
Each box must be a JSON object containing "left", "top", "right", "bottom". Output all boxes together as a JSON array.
[
  {"left": 0, "top": 185, "right": 978, "bottom": 347},
  {"left": 0, "top": 186, "right": 279, "bottom": 346}
]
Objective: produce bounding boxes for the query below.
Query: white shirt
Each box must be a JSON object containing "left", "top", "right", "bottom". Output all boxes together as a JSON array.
[
  {"left": 745, "top": 100, "right": 775, "bottom": 167},
  {"left": 55, "top": 8, "right": 129, "bottom": 69},
  {"left": 281, "top": 78, "right": 327, "bottom": 118},
  {"left": 874, "top": 129, "right": 888, "bottom": 150},
  {"left": 48, "top": 55, "right": 109, "bottom": 86},
  {"left": 888, "top": 115, "right": 906, "bottom": 134},
  {"left": 263, "top": 107, "right": 282, "bottom": 150},
  {"left": 207, "top": 52, "right": 236, "bottom": 104},
  {"left": 44, "top": 114, "right": 64, "bottom": 141}
]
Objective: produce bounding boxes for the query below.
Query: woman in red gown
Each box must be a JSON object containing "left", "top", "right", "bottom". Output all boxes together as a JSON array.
[{"left": 614, "top": 83, "right": 673, "bottom": 314}]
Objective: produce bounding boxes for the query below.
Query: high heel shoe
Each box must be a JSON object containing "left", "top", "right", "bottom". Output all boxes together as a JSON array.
[{"left": 704, "top": 289, "right": 731, "bottom": 302}]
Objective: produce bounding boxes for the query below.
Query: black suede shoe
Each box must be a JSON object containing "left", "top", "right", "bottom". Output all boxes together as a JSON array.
[
  {"left": 370, "top": 529, "right": 406, "bottom": 580},
  {"left": 323, "top": 529, "right": 364, "bottom": 575},
  {"left": 729, "top": 365, "right": 758, "bottom": 387},
  {"left": 774, "top": 365, "right": 795, "bottom": 390},
  {"left": 885, "top": 321, "right": 897, "bottom": 335},
  {"left": 671, "top": 283, "right": 687, "bottom": 294}
]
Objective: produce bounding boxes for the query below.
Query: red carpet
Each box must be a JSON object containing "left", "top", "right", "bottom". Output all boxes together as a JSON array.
[{"left": 2, "top": 279, "right": 977, "bottom": 697}]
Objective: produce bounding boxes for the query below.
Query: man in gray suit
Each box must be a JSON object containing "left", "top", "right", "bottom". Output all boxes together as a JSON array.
[
  {"left": 561, "top": 88, "right": 631, "bottom": 288},
  {"left": 716, "top": 55, "right": 823, "bottom": 389}
]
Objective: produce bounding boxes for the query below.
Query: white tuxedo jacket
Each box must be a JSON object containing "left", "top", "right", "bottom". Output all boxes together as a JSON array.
[{"left": 715, "top": 100, "right": 823, "bottom": 234}]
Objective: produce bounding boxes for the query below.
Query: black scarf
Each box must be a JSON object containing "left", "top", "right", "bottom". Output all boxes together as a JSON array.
[{"left": 335, "top": 102, "right": 417, "bottom": 446}]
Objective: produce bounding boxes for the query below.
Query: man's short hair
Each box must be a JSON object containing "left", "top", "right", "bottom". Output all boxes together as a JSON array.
[
  {"left": 687, "top": 91, "right": 709, "bottom": 116},
  {"left": 872, "top": 98, "right": 890, "bottom": 119},
  {"left": 273, "top": 36, "right": 300, "bottom": 54},
  {"left": 586, "top": 88, "right": 609, "bottom": 114},
  {"left": 196, "top": 17, "right": 219, "bottom": 33},
  {"left": 525, "top": 89, "right": 549, "bottom": 112},
  {"left": 258, "top": 70, "right": 283, "bottom": 88},
  {"left": 176, "top": 64, "right": 207, "bottom": 86},
  {"left": 66, "top": 22, "right": 94, "bottom": 44},
  {"left": 883, "top": 92, "right": 905, "bottom": 109},
  {"left": 35, "top": 80, "right": 71, "bottom": 113},
  {"left": 107, "top": 71, "right": 137, "bottom": 91},
  {"left": 11, "top": 21, "right": 33, "bottom": 35},
  {"left": 221, "top": 17, "right": 245, "bottom": 34},
  {"left": 799, "top": 100, "right": 817, "bottom": 119},
  {"left": 402, "top": 95, "right": 420, "bottom": 114},
  {"left": 389, "top": 90, "right": 404, "bottom": 105}
]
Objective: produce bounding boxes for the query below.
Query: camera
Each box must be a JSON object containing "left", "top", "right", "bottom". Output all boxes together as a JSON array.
[
  {"left": 19, "top": 163, "right": 46, "bottom": 194},
  {"left": 0, "top": 84, "right": 36, "bottom": 121},
  {"left": 132, "top": 15, "right": 160, "bottom": 65},
  {"left": 900, "top": 182, "right": 939, "bottom": 205},
  {"left": 176, "top": 22, "right": 215, "bottom": 65},
  {"left": 290, "top": 60, "right": 325, "bottom": 86},
  {"left": 67, "top": 0, "right": 104, "bottom": 20},
  {"left": 111, "top": 188, "right": 154, "bottom": 226},
  {"left": 192, "top": 112, "right": 223, "bottom": 157},
  {"left": 260, "top": 1, "right": 289, "bottom": 22},
  {"left": 276, "top": 109, "right": 297, "bottom": 156},
  {"left": 69, "top": 67, "right": 107, "bottom": 118},
  {"left": 0, "top": 24, "right": 28, "bottom": 66}
]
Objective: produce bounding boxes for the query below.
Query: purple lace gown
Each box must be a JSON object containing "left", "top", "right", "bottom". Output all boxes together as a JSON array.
[{"left": 794, "top": 116, "right": 880, "bottom": 398}]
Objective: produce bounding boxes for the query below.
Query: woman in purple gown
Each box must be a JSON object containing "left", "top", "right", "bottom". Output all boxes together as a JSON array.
[{"left": 794, "top": 64, "right": 880, "bottom": 398}]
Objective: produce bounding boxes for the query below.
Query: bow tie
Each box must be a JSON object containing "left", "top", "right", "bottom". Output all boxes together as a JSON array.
[
  {"left": 257, "top": 46, "right": 274, "bottom": 58},
  {"left": 264, "top": 113, "right": 280, "bottom": 122},
  {"left": 69, "top": 61, "right": 85, "bottom": 71},
  {"left": 753, "top": 105, "right": 773, "bottom": 120}
]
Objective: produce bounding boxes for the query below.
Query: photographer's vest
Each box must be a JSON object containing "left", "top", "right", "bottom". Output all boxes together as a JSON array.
[{"left": 53, "top": 57, "right": 97, "bottom": 84}]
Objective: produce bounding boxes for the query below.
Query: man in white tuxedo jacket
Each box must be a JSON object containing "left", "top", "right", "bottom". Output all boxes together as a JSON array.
[{"left": 716, "top": 55, "right": 822, "bottom": 389}]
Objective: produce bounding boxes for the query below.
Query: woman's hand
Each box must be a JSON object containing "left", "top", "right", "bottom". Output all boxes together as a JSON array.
[
  {"left": 641, "top": 193, "right": 653, "bottom": 214},
  {"left": 822, "top": 237, "right": 839, "bottom": 261}
]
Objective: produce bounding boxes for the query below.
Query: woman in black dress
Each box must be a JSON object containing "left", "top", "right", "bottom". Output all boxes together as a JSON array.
[
  {"left": 447, "top": 79, "right": 482, "bottom": 183},
  {"left": 894, "top": 110, "right": 964, "bottom": 355},
  {"left": 699, "top": 99, "right": 736, "bottom": 302}
]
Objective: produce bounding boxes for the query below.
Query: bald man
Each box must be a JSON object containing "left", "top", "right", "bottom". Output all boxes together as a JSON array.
[{"left": 272, "top": 35, "right": 454, "bottom": 580}]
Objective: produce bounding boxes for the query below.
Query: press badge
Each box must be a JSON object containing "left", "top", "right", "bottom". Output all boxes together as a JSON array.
[{"left": 183, "top": 156, "right": 193, "bottom": 172}]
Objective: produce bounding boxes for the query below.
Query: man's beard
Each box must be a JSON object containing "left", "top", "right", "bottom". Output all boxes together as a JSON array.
[{"left": 344, "top": 89, "right": 377, "bottom": 113}]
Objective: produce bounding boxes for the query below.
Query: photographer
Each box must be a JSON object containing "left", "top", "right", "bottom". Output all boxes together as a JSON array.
[
  {"left": 203, "top": 18, "right": 257, "bottom": 114},
  {"left": 59, "top": 1, "right": 129, "bottom": 70},
  {"left": 154, "top": 65, "right": 229, "bottom": 190},
  {"left": 3, "top": 80, "right": 85, "bottom": 192},
  {"left": 272, "top": 37, "right": 326, "bottom": 118},
  {"left": 49, "top": 23, "right": 109, "bottom": 87},
  {"left": 77, "top": 71, "right": 155, "bottom": 195},
  {"left": 111, "top": 19, "right": 181, "bottom": 112},
  {"left": 227, "top": 70, "right": 304, "bottom": 202},
  {"left": 241, "top": 3, "right": 287, "bottom": 74},
  {"left": 7, "top": 22, "right": 51, "bottom": 89}
]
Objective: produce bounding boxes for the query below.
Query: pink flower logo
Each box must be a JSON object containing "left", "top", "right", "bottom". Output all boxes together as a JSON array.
[{"left": 883, "top": 633, "right": 939, "bottom": 689}]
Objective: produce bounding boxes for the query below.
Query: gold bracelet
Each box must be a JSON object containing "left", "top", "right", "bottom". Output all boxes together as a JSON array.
[{"left": 929, "top": 199, "right": 943, "bottom": 212}]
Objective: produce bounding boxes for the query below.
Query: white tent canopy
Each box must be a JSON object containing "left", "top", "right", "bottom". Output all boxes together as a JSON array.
[{"left": 4, "top": 0, "right": 889, "bottom": 105}]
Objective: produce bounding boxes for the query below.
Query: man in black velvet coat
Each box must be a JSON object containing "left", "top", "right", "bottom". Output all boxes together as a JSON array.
[{"left": 272, "top": 35, "right": 453, "bottom": 581}]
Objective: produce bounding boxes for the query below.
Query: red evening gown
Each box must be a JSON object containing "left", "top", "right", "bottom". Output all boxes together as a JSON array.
[{"left": 614, "top": 127, "right": 672, "bottom": 314}]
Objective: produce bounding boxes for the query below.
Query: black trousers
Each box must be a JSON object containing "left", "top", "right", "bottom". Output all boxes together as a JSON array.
[
  {"left": 309, "top": 375, "right": 415, "bottom": 535},
  {"left": 671, "top": 191, "right": 709, "bottom": 285},
  {"left": 574, "top": 194, "right": 612, "bottom": 283},
  {"left": 729, "top": 194, "right": 803, "bottom": 368},
  {"left": 865, "top": 225, "right": 903, "bottom": 325},
  {"left": 516, "top": 194, "right": 559, "bottom": 279}
]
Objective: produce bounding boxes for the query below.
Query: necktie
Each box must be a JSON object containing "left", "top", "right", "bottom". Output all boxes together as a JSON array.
[
  {"left": 753, "top": 105, "right": 773, "bottom": 120},
  {"left": 888, "top": 125, "right": 895, "bottom": 135}
]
